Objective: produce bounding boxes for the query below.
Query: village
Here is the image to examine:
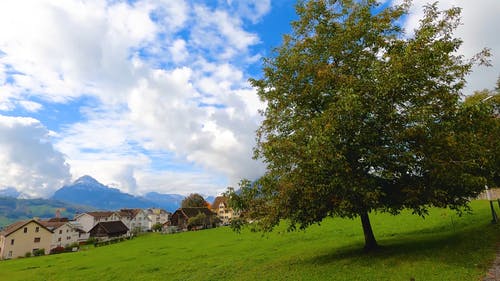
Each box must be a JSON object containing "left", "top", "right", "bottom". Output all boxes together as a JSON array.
[{"left": 0, "top": 196, "right": 237, "bottom": 260}]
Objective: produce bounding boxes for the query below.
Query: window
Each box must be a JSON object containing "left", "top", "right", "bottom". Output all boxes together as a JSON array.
[
  {"left": 66, "top": 229, "right": 69, "bottom": 233},
  {"left": 10, "top": 239, "right": 14, "bottom": 245},
  {"left": 67, "top": 236, "right": 71, "bottom": 240},
  {"left": 35, "top": 227, "right": 39, "bottom": 233},
  {"left": 59, "top": 230, "right": 62, "bottom": 234},
  {"left": 34, "top": 237, "right": 41, "bottom": 243},
  {"left": 24, "top": 227, "right": 28, "bottom": 233},
  {"left": 8, "top": 251, "right": 12, "bottom": 257},
  {"left": 58, "top": 238, "right": 61, "bottom": 242}
]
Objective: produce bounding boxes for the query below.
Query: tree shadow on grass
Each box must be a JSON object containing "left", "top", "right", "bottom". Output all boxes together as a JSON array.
[{"left": 305, "top": 221, "right": 498, "bottom": 270}]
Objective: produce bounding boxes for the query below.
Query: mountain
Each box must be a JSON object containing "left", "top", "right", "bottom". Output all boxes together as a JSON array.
[
  {"left": 0, "top": 197, "right": 95, "bottom": 228},
  {"left": 0, "top": 187, "right": 21, "bottom": 198},
  {"left": 51, "top": 176, "right": 155, "bottom": 210},
  {"left": 51, "top": 176, "right": 189, "bottom": 212},
  {"left": 143, "top": 192, "right": 184, "bottom": 212}
]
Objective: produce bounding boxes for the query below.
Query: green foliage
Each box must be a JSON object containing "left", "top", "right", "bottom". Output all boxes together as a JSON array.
[
  {"left": 187, "top": 212, "right": 207, "bottom": 229},
  {"left": 240, "top": 0, "right": 494, "bottom": 249},
  {"left": 131, "top": 227, "right": 143, "bottom": 236},
  {"left": 32, "top": 248, "right": 45, "bottom": 257},
  {"left": 24, "top": 252, "right": 31, "bottom": 258},
  {"left": 0, "top": 201, "right": 498, "bottom": 281},
  {"left": 181, "top": 193, "right": 208, "bottom": 208},
  {"left": 459, "top": 90, "right": 500, "bottom": 188},
  {"left": 151, "top": 222, "right": 163, "bottom": 232},
  {"left": 85, "top": 237, "right": 98, "bottom": 245}
]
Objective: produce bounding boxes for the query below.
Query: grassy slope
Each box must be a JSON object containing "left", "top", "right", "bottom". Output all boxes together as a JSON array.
[{"left": 0, "top": 200, "right": 499, "bottom": 281}]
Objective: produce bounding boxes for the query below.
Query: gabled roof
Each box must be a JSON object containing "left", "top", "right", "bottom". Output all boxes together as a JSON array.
[
  {"left": 78, "top": 211, "right": 116, "bottom": 219},
  {"left": 146, "top": 208, "right": 169, "bottom": 215},
  {"left": 0, "top": 219, "right": 52, "bottom": 237},
  {"left": 89, "top": 221, "right": 129, "bottom": 235},
  {"left": 118, "top": 209, "right": 142, "bottom": 219},
  {"left": 211, "top": 196, "right": 228, "bottom": 211},
  {"left": 175, "top": 208, "right": 215, "bottom": 218},
  {"left": 39, "top": 220, "right": 66, "bottom": 230}
]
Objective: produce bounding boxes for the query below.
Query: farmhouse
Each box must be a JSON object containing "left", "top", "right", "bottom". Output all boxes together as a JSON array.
[
  {"left": 170, "top": 208, "right": 217, "bottom": 230},
  {"left": 0, "top": 219, "right": 52, "bottom": 259},
  {"left": 89, "top": 221, "right": 129, "bottom": 240}
]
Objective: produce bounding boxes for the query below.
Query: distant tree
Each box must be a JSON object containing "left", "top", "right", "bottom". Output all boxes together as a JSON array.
[
  {"left": 227, "top": 0, "right": 494, "bottom": 250},
  {"left": 187, "top": 212, "right": 207, "bottom": 229},
  {"left": 181, "top": 193, "right": 208, "bottom": 208}
]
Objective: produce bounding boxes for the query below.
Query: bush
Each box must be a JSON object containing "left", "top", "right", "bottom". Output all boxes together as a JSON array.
[
  {"left": 50, "top": 246, "right": 65, "bottom": 254},
  {"left": 65, "top": 242, "right": 79, "bottom": 252},
  {"left": 152, "top": 222, "right": 163, "bottom": 232},
  {"left": 33, "top": 248, "right": 45, "bottom": 256},
  {"left": 24, "top": 252, "right": 32, "bottom": 258},
  {"left": 85, "top": 237, "right": 98, "bottom": 245}
]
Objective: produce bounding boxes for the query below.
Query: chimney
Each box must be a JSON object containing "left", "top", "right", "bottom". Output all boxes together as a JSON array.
[{"left": 56, "top": 209, "right": 61, "bottom": 218}]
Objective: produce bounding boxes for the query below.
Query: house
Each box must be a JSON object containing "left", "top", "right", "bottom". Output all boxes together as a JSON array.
[
  {"left": 211, "top": 196, "right": 239, "bottom": 225},
  {"left": 146, "top": 208, "right": 170, "bottom": 229},
  {"left": 39, "top": 218, "right": 86, "bottom": 249},
  {"left": 118, "top": 209, "right": 151, "bottom": 233},
  {"left": 74, "top": 211, "right": 121, "bottom": 232},
  {"left": 170, "top": 208, "right": 217, "bottom": 230},
  {"left": 88, "top": 221, "right": 129, "bottom": 240},
  {"left": 0, "top": 219, "right": 52, "bottom": 259}
]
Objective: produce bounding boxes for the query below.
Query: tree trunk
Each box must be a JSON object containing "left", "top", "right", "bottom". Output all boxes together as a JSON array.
[{"left": 360, "top": 211, "right": 378, "bottom": 251}]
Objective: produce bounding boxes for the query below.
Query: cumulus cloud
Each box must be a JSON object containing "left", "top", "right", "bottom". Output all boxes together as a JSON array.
[
  {"left": 0, "top": 115, "right": 71, "bottom": 197},
  {"left": 397, "top": 0, "right": 500, "bottom": 93}
]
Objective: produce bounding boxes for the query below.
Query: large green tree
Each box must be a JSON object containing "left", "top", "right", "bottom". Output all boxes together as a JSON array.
[
  {"left": 229, "top": 0, "right": 494, "bottom": 250},
  {"left": 181, "top": 193, "right": 208, "bottom": 208}
]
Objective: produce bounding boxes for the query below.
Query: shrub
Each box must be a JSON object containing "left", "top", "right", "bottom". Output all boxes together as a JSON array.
[
  {"left": 33, "top": 248, "right": 45, "bottom": 256},
  {"left": 24, "top": 252, "right": 32, "bottom": 258},
  {"left": 50, "top": 246, "right": 65, "bottom": 254}
]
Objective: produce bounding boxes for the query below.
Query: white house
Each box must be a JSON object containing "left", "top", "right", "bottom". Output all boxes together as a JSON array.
[
  {"left": 74, "top": 211, "right": 121, "bottom": 232},
  {"left": 39, "top": 218, "right": 84, "bottom": 249},
  {"left": 146, "top": 208, "right": 170, "bottom": 229},
  {"left": 118, "top": 209, "right": 151, "bottom": 232}
]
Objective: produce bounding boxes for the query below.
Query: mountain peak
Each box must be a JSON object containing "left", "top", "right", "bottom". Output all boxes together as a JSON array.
[{"left": 74, "top": 175, "right": 101, "bottom": 186}]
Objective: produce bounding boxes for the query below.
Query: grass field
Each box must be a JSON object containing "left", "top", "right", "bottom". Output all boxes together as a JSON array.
[{"left": 0, "top": 200, "right": 499, "bottom": 281}]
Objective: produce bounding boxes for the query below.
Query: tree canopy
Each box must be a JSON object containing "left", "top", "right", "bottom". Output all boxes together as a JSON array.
[
  {"left": 228, "top": 0, "right": 495, "bottom": 250},
  {"left": 181, "top": 193, "right": 209, "bottom": 208}
]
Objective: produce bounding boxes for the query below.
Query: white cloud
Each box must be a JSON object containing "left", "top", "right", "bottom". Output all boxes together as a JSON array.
[
  {"left": 18, "top": 100, "right": 43, "bottom": 112},
  {"left": 397, "top": 0, "right": 500, "bottom": 93},
  {"left": 226, "top": 0, "right": 271, "bottom": 23},
  {"left": 0, "top": 115, "right": 71, "bottom": 197}
]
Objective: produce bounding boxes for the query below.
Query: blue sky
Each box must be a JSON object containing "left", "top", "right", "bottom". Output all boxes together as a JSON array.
[{"left": 0, "top": 0, "right": 499, "bottom": 198}]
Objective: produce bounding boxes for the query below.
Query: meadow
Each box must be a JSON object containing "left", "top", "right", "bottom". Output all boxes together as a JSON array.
[{"left": 0, "top": 200, "right": 498, "bottom": 281}]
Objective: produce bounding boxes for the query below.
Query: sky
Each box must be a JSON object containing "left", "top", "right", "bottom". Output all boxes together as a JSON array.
[{"left": 0, "top": 0, "right": 499, "bottom": 198}]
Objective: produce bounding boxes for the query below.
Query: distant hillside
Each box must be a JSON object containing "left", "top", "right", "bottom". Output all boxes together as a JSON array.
[
  {"left": 0, "top": 197, "right": 95, "bottom": 228},
  {"left": 51, "top": 176, "right": 190, "bottom": 212}
]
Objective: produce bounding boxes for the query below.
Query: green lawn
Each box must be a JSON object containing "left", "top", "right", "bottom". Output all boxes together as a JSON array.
[{"left": 1, "top": 200, "right": 499, "bottom": 281}]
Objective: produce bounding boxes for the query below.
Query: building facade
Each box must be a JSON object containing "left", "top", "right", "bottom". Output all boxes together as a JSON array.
[{"left": 0, "top": 220, "right": 52, "bottom": 259}]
